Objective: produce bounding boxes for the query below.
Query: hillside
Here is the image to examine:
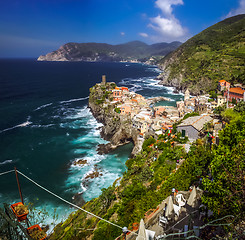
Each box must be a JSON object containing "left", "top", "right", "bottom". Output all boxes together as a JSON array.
[
  {"left": 158, "top": 14, "right": 245, "bottom": 94},
  {"left": 37, "top": 41, "right": 181, "bottom": 63},
  {"left": 46, "top": 85, "right": 245, "bottom": 240}
]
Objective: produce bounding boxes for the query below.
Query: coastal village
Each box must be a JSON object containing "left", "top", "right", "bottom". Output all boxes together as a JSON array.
[
  {"left": 98, "top": 75, "right": 245, "bottom": 144},
  {"left": 88, "top": 76, "right": 245, "bottom": 240}
]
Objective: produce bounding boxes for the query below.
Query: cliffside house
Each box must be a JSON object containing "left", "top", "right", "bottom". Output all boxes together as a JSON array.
[
  {"left": 133, "top": 111, "right": 151, "bottom": 134},
  {"left": 217, "top": 95, "right": 226, "bottom": 106},
  {"left": 194, "top": 104, "right": 207, "bottom": 114},
  {"left": 177, "top": 115, "right": 213, "bottom": 140},
  {"left": 119, "top": 104, "right": 132, "bottom": 116},
  {"left": 112, "top": 87, "right": 122, "bottom": 101},
  {"left": 112, "top": 86, "right": 129, "bottom": 101},
  {"left": 224, "top": 87, "right": 245, "bottom": 102},
  {"left": 121, "top": 87, "right": 129, "bottom": 96},
  {"left": 218, "top": 80, "right": 230, "bottom": 91},
  {"left": 154, "top": 106, "right": 166, "bottom": 118}
]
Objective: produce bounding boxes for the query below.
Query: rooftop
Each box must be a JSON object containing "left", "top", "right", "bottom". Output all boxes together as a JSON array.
[
  {"left": 178, "top": 115, "right": 213, "bottom": 131},
  {"left": 229, "top": 87, "right": 245, "bottom": 95}
]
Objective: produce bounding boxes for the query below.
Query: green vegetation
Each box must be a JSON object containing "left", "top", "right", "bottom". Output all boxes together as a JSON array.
[
  {"left": 89, "top": 83, "right": 114, "bottom": 105},
  {"left": 114, "top": 107, "right": 121, "bottom": 114},
  {"left": 182, "top": 112, "right": 199, "bottom": 120},
  {"left": 44, "top": 41, "right": 181, "bottom": 62},
  {"left": 50, "top": 90, "right": 245, "bottom": 239},
  {"left": 202, "top": 116, "right": 245, "bottom": 218},
  {"left": 160, "top": 14, "right": 245, "bottom": 93}
]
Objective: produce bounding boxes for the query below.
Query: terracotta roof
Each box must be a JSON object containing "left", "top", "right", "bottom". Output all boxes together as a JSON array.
[{"left": 229, "top": 87, "right": 245, "bottom": 95}]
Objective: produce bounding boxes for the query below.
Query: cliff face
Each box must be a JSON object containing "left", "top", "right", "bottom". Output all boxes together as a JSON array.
[
  {"left": 157, "top": 14, "right": 245, "bottom": 95},
  {"left": 88, "top": 82, "right": 140, "bottom": 156},
  {"left": 37, "top": 41, "right": 182, "bottom": 63}
]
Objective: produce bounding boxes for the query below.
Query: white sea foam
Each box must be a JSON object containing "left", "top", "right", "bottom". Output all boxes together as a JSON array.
[
  {"left": 164, "top": 86, "right": 184, "bottom": 96},
  {"left": 0, "top": 121, "right": 32, "bottom": 134},
  {"left": 0, "top": 159, "right": 13, "bottom": 165},
  {"left": 59, "top": 96, "right": 89, "bottom": 104},
  {"left": 31, "top": 124, "right": 55, "bottom": 128},
  {"left": 65, "top": 106, "right": 89, "bottom": 119},
  {"left": 146, "top": 67, "right": 162, "bottom": 73},
  {"left": 34, "top": 103, "right": 53, "bottom": 111}
]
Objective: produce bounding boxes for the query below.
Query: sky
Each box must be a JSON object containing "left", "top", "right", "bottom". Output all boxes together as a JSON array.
[{"left": 0, "top": 0, "right": 244, "bottom": 58}]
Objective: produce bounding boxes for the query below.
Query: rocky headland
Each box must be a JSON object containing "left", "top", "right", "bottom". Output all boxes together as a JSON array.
[
  {"left": 88, "top": 82, "right": 140, "bottom": 156},
  {"left": 88, "top": 81, "right": 171, "bottom": 156},
  {"left": 37, "top": 41, "right": 182, "bottom": 64}
]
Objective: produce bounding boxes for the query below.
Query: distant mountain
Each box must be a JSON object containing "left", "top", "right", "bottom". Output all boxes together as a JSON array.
[
  {"left": 158, "top": 14, "right": 245, "bottom": 94},
  {"left": 37, "top": 41, "right": 182, "bottom": 63}
]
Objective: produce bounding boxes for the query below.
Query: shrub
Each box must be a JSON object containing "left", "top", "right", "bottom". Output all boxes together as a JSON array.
[{"left": 142, "top": 137, "right": 156, "bottom": 153}]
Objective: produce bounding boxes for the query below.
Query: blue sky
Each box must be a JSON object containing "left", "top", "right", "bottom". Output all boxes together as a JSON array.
[{"left": 0, "top": 0, "right": 244, "bottom": 57}]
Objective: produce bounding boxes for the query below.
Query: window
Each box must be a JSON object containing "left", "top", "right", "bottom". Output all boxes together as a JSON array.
[{"left": 182, "top": 129, "right": 186, "bottom": 137}]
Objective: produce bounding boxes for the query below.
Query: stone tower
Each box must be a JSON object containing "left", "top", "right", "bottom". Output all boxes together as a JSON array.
[
  {"left": 184, "top": 89, "right": 190, "bottom": 101},
  {"left": 101, "top": 75, "right": 106, "bottom": 85}
]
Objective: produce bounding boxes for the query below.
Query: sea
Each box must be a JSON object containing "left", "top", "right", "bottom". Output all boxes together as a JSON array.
[{"left": 0, "top": 59, "right": 183, "bottom": 228}]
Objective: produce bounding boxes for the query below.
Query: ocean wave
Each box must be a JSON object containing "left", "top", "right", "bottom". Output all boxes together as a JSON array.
[
  {"left": 164, "top": 86, "right": 184, "bottom": 96},
  {"left": 59, "top": 96, "right": 89, "bottom": 104},
  {"left": 31, "top": 124, "right": 55, "bottom": 128},
  {"left": 0, "top": 121, "right": 32, "bottom": 134},
  {"left": 0, "top": 159, "right": 13, "bottom": 165},
  {"left": 65, "top": 106, "right": 89, "bottom": 119},
  {"left": 34, "top": 103, "right": 53, "bottom": 111},
  {"left": 146, "top": 67, "right": 162, "bottom": 73}
]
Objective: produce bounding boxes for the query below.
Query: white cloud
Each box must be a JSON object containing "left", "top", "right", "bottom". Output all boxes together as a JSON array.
[
  {"left": 148, "top": 0, "right": 187, "bottom": 42},
  {"left": 155, "top": 0, "right": 183, "bottom": 16},
  {"left": 226, "top": 0, "right": 245, "bottom": 18},
  {"left": 139, "top": 32, "right": 149, "bottom": 38},
  {"left": 149, "top": 15, "right": 185, "bottom": 38},
  {"left": 120, "top": 32, "right": 125, "bottom": 36}
]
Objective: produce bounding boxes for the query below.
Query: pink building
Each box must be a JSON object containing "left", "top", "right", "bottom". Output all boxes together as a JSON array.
[{"left": 120, "top": 105, "right": 132, "bottom": 115}]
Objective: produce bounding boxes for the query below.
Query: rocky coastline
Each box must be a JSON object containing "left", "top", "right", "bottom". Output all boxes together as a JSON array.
[
  {"left": 88, "top": 81, "right": 172, "bottom": 157},
  {"left": 88, "top": 83, "right": 140, "bottom": 156}
]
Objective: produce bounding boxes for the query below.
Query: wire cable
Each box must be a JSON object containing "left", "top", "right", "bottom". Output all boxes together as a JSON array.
[
  {"left": 16, "top": 170, "right": 145, "bottom": 239},
  {"left": 17, "top": 170, "right": 128, "bottom": 228},
  {"left": 0, "top": 169, "right": 15, "bottom": 176}
]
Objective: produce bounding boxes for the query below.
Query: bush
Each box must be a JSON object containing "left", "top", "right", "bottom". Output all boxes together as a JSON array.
[
  {"left": 183, "top": 112, "right": 199, "bottom": 120},
  {"left": 142, "top": 137, "right": 156, "bottom": 153},
  {"left": 114, "top": 107, "right": 121, "bottom": 114}
]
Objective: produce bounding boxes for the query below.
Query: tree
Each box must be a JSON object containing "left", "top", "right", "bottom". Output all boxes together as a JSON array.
[
  {"left": 234, "top": 101, "right": 245, "bottom": 113},
  {"left": 202, "top": 118, "right": 245, "bottom": 217}
]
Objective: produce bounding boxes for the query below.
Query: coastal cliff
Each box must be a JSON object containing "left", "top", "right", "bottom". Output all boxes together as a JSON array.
[
  {"left": 88, "top": 82, "right": 141, "bottom": 156},
  {"left": 37, "top": 41, "right": 182, "bottom": 64},
  {"left": 157, "top": 14, "right": 245, "bottom": 95}
]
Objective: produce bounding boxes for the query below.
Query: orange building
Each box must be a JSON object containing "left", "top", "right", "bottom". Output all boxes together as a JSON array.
[
  {"left": 218, "top": 80, "right": 230, "bottom": 91},
  {"left": 112, "top": 87, "right": 122, "bottom": 101},
  {"left": 112, "top": 86, "right": 129, "bottom": 101},
  {"left": 224, "top": 87, "right": 245, "bottom": 102}
]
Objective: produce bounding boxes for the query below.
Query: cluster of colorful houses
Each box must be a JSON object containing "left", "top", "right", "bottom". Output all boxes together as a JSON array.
[
  {"left": 101, "top": 76, "right": 244, "bottom": 142},
  {"left": 218, "top": 79, "right": 245, "bottom": 102}
]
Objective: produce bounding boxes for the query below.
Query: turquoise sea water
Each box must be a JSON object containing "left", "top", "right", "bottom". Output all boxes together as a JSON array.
[{"left": 0, "top": 59, "right": 183, "bottom": 227}]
